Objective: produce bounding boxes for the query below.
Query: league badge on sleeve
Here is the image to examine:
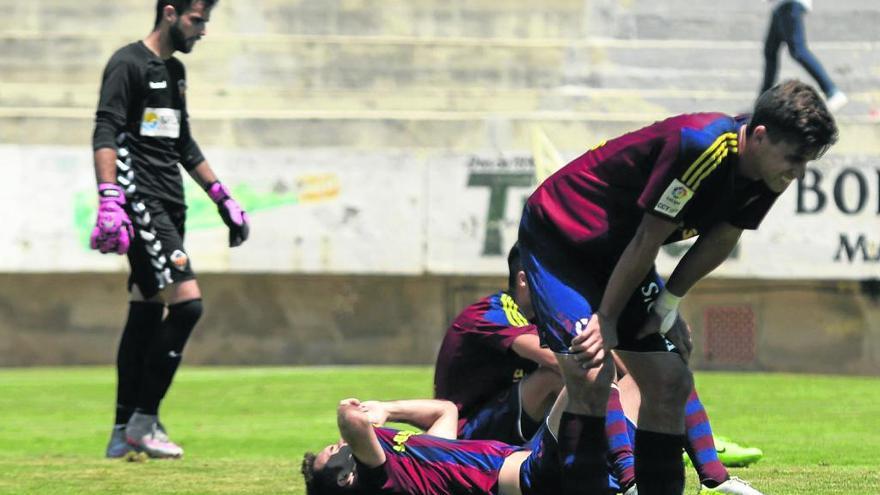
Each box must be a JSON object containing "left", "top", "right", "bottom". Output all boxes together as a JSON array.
[{"left": 654, "top": 179, "right": 694, "bottom": 217}]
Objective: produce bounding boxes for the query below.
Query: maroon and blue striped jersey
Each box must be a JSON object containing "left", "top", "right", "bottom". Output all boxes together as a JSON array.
[
  {"left": 362, "top": 427, "right": 523, "bottom": 494},
  {"left": 526, "top": 113, "right": 780, "bottom": 255},
  {"left": 433, "top": 291, "right": 538, "bottom": 423}
]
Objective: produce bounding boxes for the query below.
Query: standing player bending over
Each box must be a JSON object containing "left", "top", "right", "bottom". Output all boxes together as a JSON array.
[
  {"left": 518, "top": 80, "right": 837, "bottom": 494},
  {"left": 91, "top": 0, "right": 249, "bottom": 459}
]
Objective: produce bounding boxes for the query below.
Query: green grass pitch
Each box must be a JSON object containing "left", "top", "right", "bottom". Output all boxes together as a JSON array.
[{"left": 0, "top": 367, "right": 877, "bottom": 494}]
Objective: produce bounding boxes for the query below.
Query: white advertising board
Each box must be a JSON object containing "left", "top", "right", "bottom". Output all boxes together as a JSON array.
[{"left": 1, "top": 145, "right": 877, "bottom": 279}]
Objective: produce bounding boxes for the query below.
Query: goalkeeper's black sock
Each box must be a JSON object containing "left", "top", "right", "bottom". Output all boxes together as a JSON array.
[
  {"left": 115, "top": 301, "right": 164, "bottom": 425},
  {"left": 137, "top": 299, "right": 202, "bottom": 415},
  {"left": 634, "top": 429, "right": 686, "bottom": 495}
]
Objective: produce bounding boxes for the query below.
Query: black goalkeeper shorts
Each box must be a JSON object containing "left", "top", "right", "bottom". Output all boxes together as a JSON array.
[{"left": 125, "top": 196, "right": 196, "bottom": 298}]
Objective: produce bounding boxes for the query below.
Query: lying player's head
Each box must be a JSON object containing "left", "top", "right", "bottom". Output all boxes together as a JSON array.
[
  {"left": 745, "top": 80, "right": 838, "bottom": 192},
  {"left": 153, "top": 1, "right": 218, "bottom": 53},
  {"left": 302, "top": 441, "right": 363, "bottom": 495}
]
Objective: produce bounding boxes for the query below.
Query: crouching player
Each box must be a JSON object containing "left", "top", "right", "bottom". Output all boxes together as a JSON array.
[{"left": 433, "top": 243, "right": 562, "bottom": 446}]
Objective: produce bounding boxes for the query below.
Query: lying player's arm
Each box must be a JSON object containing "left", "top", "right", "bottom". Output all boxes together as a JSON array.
[
  {"left": 665, "top": 222, "right": 743, "bottom": 296},
  {"left": 599, "top": 213, "right": 679, "bottom": 324},
  {"left": 337, "top": 398, "right": 386, "bottom": 468},
  {"left": 510, "top": 334, "right": 560, "bottom": 373},
  {"left": 361, "top": 399, "right": 459, "bottom": 439}
]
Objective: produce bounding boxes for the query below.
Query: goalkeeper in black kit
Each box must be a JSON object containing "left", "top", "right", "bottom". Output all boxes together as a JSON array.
[{"left": 90, "top": 0, "right": 249, "bottom": 459}]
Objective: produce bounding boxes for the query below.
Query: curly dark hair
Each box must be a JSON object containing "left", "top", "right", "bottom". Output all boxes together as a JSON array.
[
  {"left": 748, "top": 80, "right": 838, "bottom": 158},
  {"left": 301, "top": 452, "right": 324, "bottom": 495},
  {"left": 301, "top": 452, "right": 360, "bottom": 495}
]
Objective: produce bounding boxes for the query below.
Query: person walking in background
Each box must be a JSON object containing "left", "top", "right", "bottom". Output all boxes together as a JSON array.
[
  {"left": 90, "top": 0, "right": 249, "bottom": 459},
  {"left": 761, "top": 0, "right": 848, "bottom": 111}
]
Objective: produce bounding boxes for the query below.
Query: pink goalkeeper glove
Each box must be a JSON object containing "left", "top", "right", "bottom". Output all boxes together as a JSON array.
[
  {"left": 89, "top": 183, "right": 134, "bottom": 254},
  {"left": 207, "top": 182, "right": 250, "bottom": 247}
]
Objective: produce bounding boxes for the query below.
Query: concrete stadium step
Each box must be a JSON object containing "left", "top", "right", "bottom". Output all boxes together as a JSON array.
[
  {"left": 3, "top": 0, "right": 879, "bottom": 41},
  {"left": 2, "top": 33, "right": 877, "bottom": 93},
  {"left": 0, "top": 0, "right": 592, "bottom": 39},
  {"left": 618, "top": 0, "right": 880, "bottom": 42},
  {"left": 2, "top": 111, "right": 876, "bottom": 155},
  {"left": 1, "top": 1, "right": 217, "bottom": 36},
  {"left": 3, "top": 83, "right": 877, "bottom": 118}
]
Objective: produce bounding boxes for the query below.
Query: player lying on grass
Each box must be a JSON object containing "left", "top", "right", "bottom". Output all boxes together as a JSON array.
[
  {"left": 432, "top": 242, "right": 762, "bottom": 494},
  {"left": 303, "top": 388, "right": 616, "bottom": 495}
]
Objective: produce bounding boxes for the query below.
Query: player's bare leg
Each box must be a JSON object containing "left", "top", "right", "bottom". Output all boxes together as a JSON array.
[
  {"left": 552, "top": 352, "right": 615, "bottom": 494},
  {"left": 615, "top": 352, "right": 691, "bottom": 434},
  {"left": 519, "top": 366, "right": 563, "bottom": 424},
  {"left": 130, "top": 278, "right": 201, "bottom": 304},
  {"left": 617, "top": 350, "right": 693, "bottom": 495}
]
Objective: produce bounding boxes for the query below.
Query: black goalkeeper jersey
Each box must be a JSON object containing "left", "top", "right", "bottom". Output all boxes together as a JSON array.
[{"left": 92, "top": 41, "right": 205, "bottom": 206}]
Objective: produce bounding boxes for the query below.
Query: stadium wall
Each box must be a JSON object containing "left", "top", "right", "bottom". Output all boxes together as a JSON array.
[
  {"left": 3, "top": 146, "right": 878, "bottom": 279},
  {"left": 1, "top": 273, "right": 879, "bottom": 374}
]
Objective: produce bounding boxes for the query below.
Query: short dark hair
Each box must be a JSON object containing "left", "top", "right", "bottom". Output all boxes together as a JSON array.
[
  {"left": 507, "top": 242, "right": 522, "bottom": 294},
  {"left": 748, "top": 80, "right": 838, "bottom": 158},
  {"left": 154, "top": 0, "right": 218, "bottom": 27},
  {"left": 301, "top": 452, "right": 357, "bottom": 495}
]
